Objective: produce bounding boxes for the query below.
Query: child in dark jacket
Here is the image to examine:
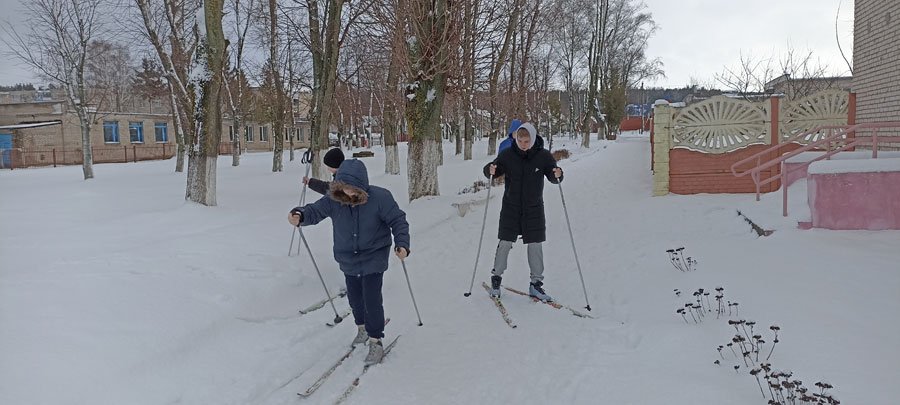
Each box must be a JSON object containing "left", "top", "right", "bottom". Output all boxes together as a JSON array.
[
  {"left": 288, "top": 159, "right": 410, "bottom": 365},
  {"left": 303, "top": 148, "right": 345, "bottom": 195},
  {"left": 484, "top": 122, "right": 563, "bottom": 302}
]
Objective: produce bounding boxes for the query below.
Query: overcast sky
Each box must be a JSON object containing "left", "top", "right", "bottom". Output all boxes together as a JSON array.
[
  {"left": 0, "top": 0, "right": 855, "bottom": 89},
  {"left": 642, "top": 0, "right": 854, "bottom": 88}
]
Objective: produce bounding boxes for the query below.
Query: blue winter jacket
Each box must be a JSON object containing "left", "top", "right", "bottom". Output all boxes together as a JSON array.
[
  {"left": 296, "top": 159, "right": 411, "bottom": 276},
  {"left": 497, "top": 119, "right": 522, "bottom": 154}
]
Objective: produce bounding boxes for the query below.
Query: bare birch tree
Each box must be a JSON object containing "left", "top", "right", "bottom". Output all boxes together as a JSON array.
[
  {"left": 134, "top": 0, "right": 200, "bottom": 173},
  {"left": 486, "top": 0, "right": 523, "bottom": 155},
  {"left": 4, "top": 0, "right": 105, "bottom": 180},
  {"left": 85, "top": 40, "right": 134, "bottom": 113},
  {"left": 266, "top": 0, "right": 287, "bottom": 172},
  {"left": 135, "top": 0, "right": 226, "bottom": 205},
  {"left": 223, "top": 0, "right": 254, "bottom": 166}
]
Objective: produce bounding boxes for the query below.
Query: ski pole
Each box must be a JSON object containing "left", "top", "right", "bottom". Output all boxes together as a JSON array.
[
  {"left": 464, "top": 173, "right": 495, "bottom": 297},
  {"left": 289, "top": 149, "right": 314, "bottom": 256},
  {"left": 557, "top": 181, "right": 592, "bottom": 311},
  {"left": 398, "top": 255, "right": 423, "bottom": 326},
  {"left": 294, "top": 220, "right": 343, "bottom": 325}
]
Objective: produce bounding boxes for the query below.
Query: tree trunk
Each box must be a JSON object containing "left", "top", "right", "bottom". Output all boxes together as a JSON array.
[
  {"left": 487, "top": 0, "right": 522, "bottom": 156},
  {"left": 461, "top": 0, "right": 475, "bottom": 161},
  {"left": 463, "top": 106, "right": 473, "bottom": 160},
  {"left": 232, "top": 115, "right": 242, "bottom": 166},
  {"left": 406, "top": 0, "right": 449, "bottom": 201},
  {"left": 307, "top": 0, "right": 345, "bottom": 180},
  {"left": 168, "top": 85, "right": 187, "bottom": 172},
  {"left": 381, "top": 0, "right": 404, "bottom": 174},
  {"left": 269, "top": 0, "right": 284, "bottom": 172},
  {"left": 78, "top": 112, "right": 94, "bottom": 179},
  {"left": 186, "top": 0, "right": 226, "bottom": 206},
  {"left": 454, "top": 113, "right": 462, "bottom": 155},
  {"left": 70, "top": 71, "right": 94, "bottom": 179},
  {"left": 383, "top": 82, "right": 401, "bottom": 175}
]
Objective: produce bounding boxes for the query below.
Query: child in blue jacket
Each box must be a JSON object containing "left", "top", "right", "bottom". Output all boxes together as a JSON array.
[
  {"left": 288, "top": 159, "right": 410, "bottom": 365},
  {"left": 497, "top": 119, "right": 522, "bottom": 154}
]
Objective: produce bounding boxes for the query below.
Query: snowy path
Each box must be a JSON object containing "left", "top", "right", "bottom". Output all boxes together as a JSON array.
[{"left": 2, "top": 134, "right": 898, "bottom": 404}]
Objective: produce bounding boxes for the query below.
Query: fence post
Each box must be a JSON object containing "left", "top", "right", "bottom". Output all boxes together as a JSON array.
[
  {"left": 652, "top": 105, "right": 672, "bottom": 196},
  {"left": 768, "top": 97, "right": 780, "bottom": 192},
  {"left": 123, "top": 145, "right": 128, "bottom": 162},
  {"left": 133, "top": 145, "right": 137, "bottom": 162},
  {"left": 53, "top": 149, "right": 57, "bottom": 167}
]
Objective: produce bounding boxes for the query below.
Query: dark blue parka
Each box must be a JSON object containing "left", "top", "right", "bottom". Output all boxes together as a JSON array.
[{"left": 296, "top": 159, "right": 411, "bottom": 276}]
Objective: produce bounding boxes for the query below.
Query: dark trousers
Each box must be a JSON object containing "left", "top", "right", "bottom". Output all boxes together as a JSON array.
[{"left": 345, "top": 272, "right": 385, "bottom": 339}]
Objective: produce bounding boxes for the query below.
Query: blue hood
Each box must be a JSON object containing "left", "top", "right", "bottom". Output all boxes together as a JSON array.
[
  {"left": 506, "top": 119, "right": 522, "bottom": 139},
  {"left": 334, "top": 159, "right": 369, "bottom": 191}
]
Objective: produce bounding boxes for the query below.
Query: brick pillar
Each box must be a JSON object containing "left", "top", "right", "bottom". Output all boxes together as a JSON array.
[{"left": 652, "top": 105, "right": 672, "bottom": 196}]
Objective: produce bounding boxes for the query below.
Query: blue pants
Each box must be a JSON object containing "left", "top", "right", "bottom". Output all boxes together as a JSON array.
[{"left": 345, "top": 272, "right": 385, "bottom": 339}]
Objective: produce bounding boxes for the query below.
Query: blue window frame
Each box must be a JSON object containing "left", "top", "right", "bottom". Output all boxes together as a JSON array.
[
  {"left": 103, "top": 121, "right": 119, "bottom": 143},
  {"left": 129, "top": 122, "right": 144, "bottom": 143},
  {"left": 154, "top": 122, "right": 168, "bottom": 143}
]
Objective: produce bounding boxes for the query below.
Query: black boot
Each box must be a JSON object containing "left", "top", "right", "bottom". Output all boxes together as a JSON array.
[
  {"left": 490, "top": 274, "right": 502, "bottom": 298},
  {"left": 529, "top": 280, "right": 553, "bottom": 302}
]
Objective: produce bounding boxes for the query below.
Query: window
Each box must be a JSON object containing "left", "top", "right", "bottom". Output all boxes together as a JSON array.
[
  {"left": 245, "top": 126, "right": 252, "bottom": 142},
  {"left": 154, "top": 123, "right": 168, "bottom": 143},
  {"left": 103, "top": 121, "right": 119, "bottom": 143},
  {"left": 129, "top": 122, "right": 144, "bottom": 143},
  {"left": 259, "top": 126, "right": 268, "bottom": 142},
  {"left": 299, "top": 127, "right": 305, "bottom": 142},
  {"left": 228, "top": 125, "right": 234, "bottom": 141}
]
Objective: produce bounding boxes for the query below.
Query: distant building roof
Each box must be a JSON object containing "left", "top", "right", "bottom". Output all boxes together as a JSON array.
[{"left": 0, "top": 120, "right": 62, "bottom": 130}]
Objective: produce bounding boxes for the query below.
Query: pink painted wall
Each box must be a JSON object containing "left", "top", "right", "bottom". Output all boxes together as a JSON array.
[
  {"left": 808, "top": 171, "right": 900, "bottom": 230},
  {"left": 783, "top": 162, "right": 809, "bottom": 188}
]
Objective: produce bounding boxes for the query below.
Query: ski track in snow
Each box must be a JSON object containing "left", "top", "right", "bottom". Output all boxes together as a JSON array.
[{"left": 2, "top": 133, "right": 899, "bottom": 404}]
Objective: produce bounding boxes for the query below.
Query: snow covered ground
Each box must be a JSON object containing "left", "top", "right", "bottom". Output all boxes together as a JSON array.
[{"left": 2, "top": 132, "right": 898, "bottom": 404}]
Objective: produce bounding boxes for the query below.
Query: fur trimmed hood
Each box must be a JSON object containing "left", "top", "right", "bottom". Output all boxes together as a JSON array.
[
  {"left": 329, "top": 181, "right": 369, "bottom": 206},
  {"left": 328, "top": 159, "right": 370, "bottom": 206}
]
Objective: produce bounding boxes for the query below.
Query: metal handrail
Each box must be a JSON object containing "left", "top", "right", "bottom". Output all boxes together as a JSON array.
[
  {"left": 729, "top": 121, "right": 900, "bottom": 216},
  {"left": 731, "top": 125, "right": 852, "bottom": 178},
  {"left": 729, "top": 124, "right": 853, "bottom": 201}
]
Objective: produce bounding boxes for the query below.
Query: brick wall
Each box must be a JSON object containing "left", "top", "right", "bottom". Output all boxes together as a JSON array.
[
  {"left": 668, "top": 145, "right": 805, "bottom": 194},
  {"left": 853, "top": 0, "right": 900, "bottom": 136}
]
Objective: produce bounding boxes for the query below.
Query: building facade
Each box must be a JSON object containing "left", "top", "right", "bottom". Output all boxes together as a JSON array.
[
  {"left": 1, "top": 89, "right": 314, "bottom": 168},
  {"left": 853, "top": 0, "right": 900, "bottom": 125},
  {"left": 0, "top": 101, "right": 176, "bottom": 168}
]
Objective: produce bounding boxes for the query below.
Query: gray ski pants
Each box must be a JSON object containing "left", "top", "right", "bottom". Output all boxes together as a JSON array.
[{"left": 491, "top": 240, "right": 544, "bottom": 283}]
